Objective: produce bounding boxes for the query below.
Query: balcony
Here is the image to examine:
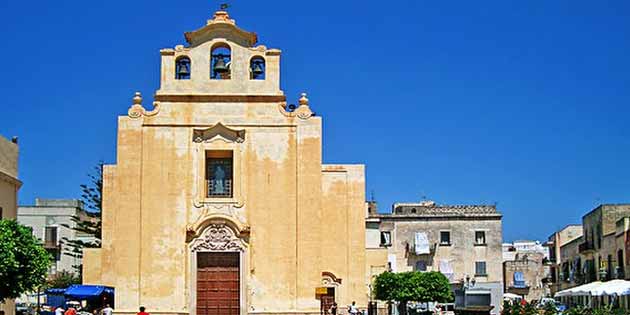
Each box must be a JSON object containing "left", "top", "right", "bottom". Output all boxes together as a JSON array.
[
  {"left": 579, "top": 242, "right": 596, "bottom": 253},
  {"left": 43, "top": 241, "right": 60, "bottom": 250},
  {"left": 207, "top": 179, "right": 233, "bottom": 198}
]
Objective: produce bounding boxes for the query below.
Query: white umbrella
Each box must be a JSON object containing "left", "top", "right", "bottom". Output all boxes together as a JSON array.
[
  {"left": 556, "top": 285, "right": 582, "bottom": 298},
  {"left": 573, "top": 281, "right": 604, "bottom": 296},
  {"left": 554, "top": 281, "right": 603, "bottom": 297},
  {"left": 503, "top": 293, "right": 522, "bottom": 300},
  {"left": 591, "top": 280, "right": 630, "bottom": 296}
]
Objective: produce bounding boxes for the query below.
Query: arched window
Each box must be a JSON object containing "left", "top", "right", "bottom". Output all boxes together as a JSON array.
[
  {"left": 175, "top": 56, "right": 191, "bottom": 80},
  {"left": 411, "top": 208, "right": 417, "bottom": 214},
  {"left": 249, "top": 56, "right": 265, "bottom": 80},
  {"left": 211, "top": 43, "right": 231, "bottom": 80}
]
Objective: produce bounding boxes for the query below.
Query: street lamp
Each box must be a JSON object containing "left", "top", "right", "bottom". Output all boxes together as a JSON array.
[{"left": 464, "top": 275, "right": 476, "bottom": 290}]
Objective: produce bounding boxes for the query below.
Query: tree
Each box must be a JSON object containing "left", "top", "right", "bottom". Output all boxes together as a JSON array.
[
  {"left": 46, "top": 270, "right": 81, "bottom": 289},
  {"left": 0, "top": 219, "right": 51, "bottom": 302},
  {"left": 61, "top": 162, "right": 103, "bottom": 276},
  {"left": 374, "top": 271, "right": 454, "bottom": 315}
]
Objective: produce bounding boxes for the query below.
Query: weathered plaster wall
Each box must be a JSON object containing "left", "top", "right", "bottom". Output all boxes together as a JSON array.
[
  {"left": 321, "top": 165, "right": 367, "bottom": 306},
  {"left": 0, "top": 135, "right": 19, "bottom": 315},
  {"left": 0, "top": 135, "right": 18, "bottom": 180},
  {"left": 82, "top": 11, "right": 368, "bottom": 315},
  {"left": 84, "top": 89, "right": 365, "bottom": 315}
]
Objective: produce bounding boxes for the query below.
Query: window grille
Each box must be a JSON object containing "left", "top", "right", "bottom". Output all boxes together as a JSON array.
[{"left": 206, "top": 158, "right": 233, "bottom": 197}]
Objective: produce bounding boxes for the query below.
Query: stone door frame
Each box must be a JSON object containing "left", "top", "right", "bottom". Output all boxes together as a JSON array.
[{"left": 189, "top": 222, "right": 248, "bottom": 315}]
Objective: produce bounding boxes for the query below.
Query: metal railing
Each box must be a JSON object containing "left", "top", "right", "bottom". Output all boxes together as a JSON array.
[
  {"left": 207, "top": 179, "right": 233, "bottom": 198},
  {"left": 578, "top": 241, "right": 595, "bottom": 253}
]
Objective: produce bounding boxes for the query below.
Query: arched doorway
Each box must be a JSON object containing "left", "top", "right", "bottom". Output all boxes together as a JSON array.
[{"left": 189, "top": 222, "right": 248, "bottom": 315}]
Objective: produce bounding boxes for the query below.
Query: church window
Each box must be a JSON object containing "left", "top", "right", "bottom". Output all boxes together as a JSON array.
[
  {"left": 249, "top": 56, "right": 265, "bottom": 80},
  {"left": 175, "top": 56, "right": 191, "bottom": 80},
  {"left": 211, "top": 43, "right": 231, "bottom": 80},
  {"left": 206, "top": 151, "right": 233, "bottom": 198}
]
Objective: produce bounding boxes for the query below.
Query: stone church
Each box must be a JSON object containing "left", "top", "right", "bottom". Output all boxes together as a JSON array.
[{"left": 83, "top": 10, "right": 367, "bottom": 315}]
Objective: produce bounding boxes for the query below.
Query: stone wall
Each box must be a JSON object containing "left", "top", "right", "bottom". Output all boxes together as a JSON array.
[
  {"left": 371, "top": 207, "right": 503, "bottom": 315},
  {"left": 504, "top": 252, "right": 547, "bottom": 301}
]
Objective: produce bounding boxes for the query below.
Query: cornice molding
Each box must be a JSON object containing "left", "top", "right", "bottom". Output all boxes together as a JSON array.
[
  {"left": 0, "top": 170, "right": 22, "bottom": 189},
  {"left": 154, "top": 94, "right": 285, "bottom": 103}
]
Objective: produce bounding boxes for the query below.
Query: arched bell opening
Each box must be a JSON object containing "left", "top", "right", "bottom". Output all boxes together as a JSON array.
[
  {"left": 175, "top": 56, "right": 191, "bottom": 80},
  {"left": 210, "top": 42, "right": 231, "bottom": 80},
  {"left": 249, "top": 56, "right": 265, "bottom": 80}
]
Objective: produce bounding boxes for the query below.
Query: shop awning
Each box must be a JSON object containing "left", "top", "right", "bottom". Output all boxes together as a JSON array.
[
  {"left": 64, "top": 285, "right": 114, "bottom": 299},
  {"left": 45, "top": 288, "right": 67, "bottom": 295}
]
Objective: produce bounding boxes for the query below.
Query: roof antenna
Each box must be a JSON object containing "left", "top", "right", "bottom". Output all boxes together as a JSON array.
[{"left": 370, "top": 190, "right": 376, "bottom": 202}]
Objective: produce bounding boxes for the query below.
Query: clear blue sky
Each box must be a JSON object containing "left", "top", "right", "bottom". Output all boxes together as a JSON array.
[{"left": 1, "top": 1, "right": 629, "bottom": 242}]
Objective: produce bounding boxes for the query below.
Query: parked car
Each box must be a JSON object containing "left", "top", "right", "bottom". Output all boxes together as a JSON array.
[{"left": 15, "top": 302, "right": 28, "bottom": 315}]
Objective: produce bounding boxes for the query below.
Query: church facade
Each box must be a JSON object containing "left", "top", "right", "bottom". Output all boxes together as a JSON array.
[{"left": 83, "top": 10, "right": 367, "bottom": 315}]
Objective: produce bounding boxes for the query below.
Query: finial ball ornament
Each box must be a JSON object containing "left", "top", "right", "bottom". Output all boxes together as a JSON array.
[
  {"left": 133, "top": 92, "right": 143, "bottom": 105},
  {"left": 299, "top": 93, "right": 309, "bottom": 106}
]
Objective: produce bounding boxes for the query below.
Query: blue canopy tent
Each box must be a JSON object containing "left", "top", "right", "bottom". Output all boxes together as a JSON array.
[
  {"left": 44, "top": 288, "right": 67, "bottom": 310},
  {"left": 64, "top": 285, "right": 115, "bottom": 310}
]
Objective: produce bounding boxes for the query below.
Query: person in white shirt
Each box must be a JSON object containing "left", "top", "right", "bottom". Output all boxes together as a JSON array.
[
  {"left": 348, "top": 301, "right": 359, "bottom": 315},
  {"left": 55, "top": 307, "right": 65, "bottom": 315},
  {"left": 101, "top": 305, "right": 113, "bottom": 315}
]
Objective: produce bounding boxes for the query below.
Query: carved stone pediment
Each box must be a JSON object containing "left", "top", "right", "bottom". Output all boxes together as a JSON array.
[
  {"left": 193, "top": 123, "right": 245, "bottom": 143},
  {"left": 321, "top": 271, "right": 342, "bottom": 286},
  {"left": 184, "top": 11, "right": 257, "bottom": 47},
  {"left": 190, "top": 223, "right": 246, "bottom": 252}
]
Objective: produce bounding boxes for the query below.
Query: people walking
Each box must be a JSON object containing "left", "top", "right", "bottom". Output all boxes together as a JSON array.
[
  {"left": 330, "top": 302, "right": 337, "bottom": 315},
  {"left": 101, "top": 305, "right": 113, "bottom": 315}
]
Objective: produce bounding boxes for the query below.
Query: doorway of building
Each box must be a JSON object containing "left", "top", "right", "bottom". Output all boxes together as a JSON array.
[
  {"left": 320, "top": 287, "right": 335, "bottom": 315},
  {"left": 197, "top": 252, "right": 240, "bottom": 315}
]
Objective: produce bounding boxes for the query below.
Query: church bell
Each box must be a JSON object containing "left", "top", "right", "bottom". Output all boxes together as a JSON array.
[
  {"left": 213, "top": 54, "right": 229, "bottom": 73},
  {"left": 251, "top": 61, "right": 264, "bottom": 77},
  {"left": 177, "top": 63, "right": 190, "bottom": 76}
]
